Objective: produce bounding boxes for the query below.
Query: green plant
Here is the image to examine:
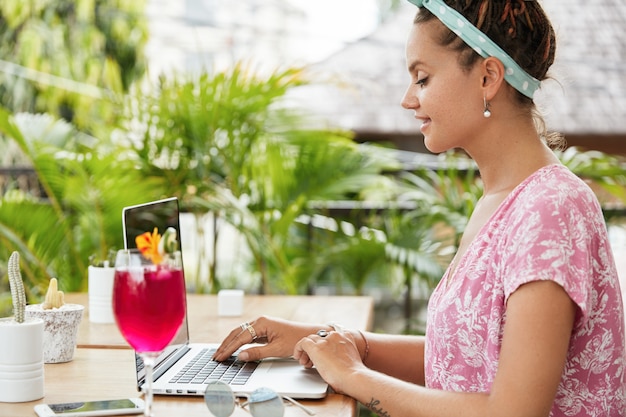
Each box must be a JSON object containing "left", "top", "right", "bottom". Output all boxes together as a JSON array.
[
  {"left": 303, "top": 221, "right": 392, "bottom": 295},
  {"left": 0, "top": 107, "right": 163, "bottom": 301},
  {"left": 119, "top": 65, "right": 401, "bottom": 294},
  {"left": 0, "top": 0, "right": 148, "bottom": 136},
  {"left": 120, "top": 64, "right": 308, "bottom": 199},
  {"left": 117, "top": 65, "right": 307, "bottom": 290},
  {"left": 8, "top": 251, "right": 25, "bottom": 323},
  {"left": 249, "top": 136, "right": 401, "bottom": 295},
  {"left": 88, "top": 249, "right": 117, "bottom": 268},
  {"left": 559, "top": 147, "right": 626, "bottom": 222}
]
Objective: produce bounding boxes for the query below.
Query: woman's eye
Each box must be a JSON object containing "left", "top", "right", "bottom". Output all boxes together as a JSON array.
[{"left": 416, "top": 77, "right": 428, "bottom": 86}]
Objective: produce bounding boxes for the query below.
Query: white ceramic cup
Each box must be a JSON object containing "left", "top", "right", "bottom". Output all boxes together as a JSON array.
[
  {"left": 88, "top": 265, "right": 115, "bottom": 323},
  {"left": 0, "top": 317, "right": 45, "bottom": 403}
]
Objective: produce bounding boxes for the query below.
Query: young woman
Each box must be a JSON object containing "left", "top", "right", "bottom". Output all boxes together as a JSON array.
[{"left": 214, "top": 1, "right": 626, "bottom": 415}]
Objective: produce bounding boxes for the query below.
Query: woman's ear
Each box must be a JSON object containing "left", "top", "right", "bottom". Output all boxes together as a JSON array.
[{"left": 481, "top": 57, "right": 506, "bottom": 101}]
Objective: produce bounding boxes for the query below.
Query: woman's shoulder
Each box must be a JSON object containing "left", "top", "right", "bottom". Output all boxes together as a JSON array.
[
  {"left": 515, "top": 163, "right": 600, "bottom": 213},
  {"left": 526, "top": 163, "right": 589, "bottom": 191},
  {"left": 495, "top": 163, "right": 605, "bottom": 243}
]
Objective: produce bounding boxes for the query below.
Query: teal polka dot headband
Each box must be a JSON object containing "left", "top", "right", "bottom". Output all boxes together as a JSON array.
[{"left": 407, "top": 0, "right": 540, "bottom": 99}]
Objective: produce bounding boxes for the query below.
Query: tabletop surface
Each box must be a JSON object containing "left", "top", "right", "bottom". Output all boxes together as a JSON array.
[
  {"left": 2, "top": 293, "right": 374, "bottom": 417},
  {"left": 4, "top": 348, "right": 357, "bottom": 417},
  {"left": 67, "top": 292, "right": 374, "bottom": 349}
]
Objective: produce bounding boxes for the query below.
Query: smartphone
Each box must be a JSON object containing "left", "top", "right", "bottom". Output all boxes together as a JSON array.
[{"left": 34, "top": 398, "right": 144, "bottom": 417}]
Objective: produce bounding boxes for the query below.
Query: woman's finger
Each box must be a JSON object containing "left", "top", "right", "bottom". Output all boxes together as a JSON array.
[{"left": 213, "top": 318, "right": 265, "bottom": 361}]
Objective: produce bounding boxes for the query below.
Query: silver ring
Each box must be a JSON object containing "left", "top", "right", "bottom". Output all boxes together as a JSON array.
[
  {"left": 316, "top": 329, "right": 329, "bottom": 337},
  {"left": 240, "top": 322, "right": 258, "bottom": 341}
]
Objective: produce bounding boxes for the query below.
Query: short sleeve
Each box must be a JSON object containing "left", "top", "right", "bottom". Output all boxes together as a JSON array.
[{"left": 499, "top": 171, "right": 603, "bottom": 321}]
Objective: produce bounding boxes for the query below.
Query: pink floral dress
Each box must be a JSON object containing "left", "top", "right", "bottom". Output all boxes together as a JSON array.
[{"left": 425, "top": 164, "right": 626, "bottom": 416}]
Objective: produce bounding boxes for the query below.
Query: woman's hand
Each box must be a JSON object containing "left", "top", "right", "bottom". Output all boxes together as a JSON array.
[
  {"left": 212, "top": 316, "right": 325, "bottom": 362},
  {"left": 293, "top": 329, "right": 366, "bottom": 395}
]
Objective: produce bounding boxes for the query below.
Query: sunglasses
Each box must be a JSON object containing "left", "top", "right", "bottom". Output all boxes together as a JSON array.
[{"left": 204, "top": 381, "right": 316, "bottom": 417}]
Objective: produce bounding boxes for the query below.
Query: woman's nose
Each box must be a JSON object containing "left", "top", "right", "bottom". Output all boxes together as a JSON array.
[{"left": 401, "top": 84, "right": 418, "bottom": 110}]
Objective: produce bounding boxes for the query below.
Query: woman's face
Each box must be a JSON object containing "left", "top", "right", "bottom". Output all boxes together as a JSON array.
[{"left": 401, "top": 21, "right": 485, "bottom": 154}]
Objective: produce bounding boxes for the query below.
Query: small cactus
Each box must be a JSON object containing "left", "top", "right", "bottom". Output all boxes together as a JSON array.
[
  {"left": 42, "top": 278, "right": 65, "bottom": 310},
  {"left": 8, "top": 251, "right": 26, "bottom": 323}
]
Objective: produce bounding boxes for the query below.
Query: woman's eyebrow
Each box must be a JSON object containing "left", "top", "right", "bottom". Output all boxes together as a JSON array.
[{"left": 407, "top": 60, "right": 425, "bottom": 73}]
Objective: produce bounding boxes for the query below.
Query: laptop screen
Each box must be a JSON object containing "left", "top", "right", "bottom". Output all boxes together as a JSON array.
[
  {"left": 122, "top": 197, "right": 191, "bottom": 385},
  {"left": 122, "top": 197, "right": 180, "bottom": 251}
]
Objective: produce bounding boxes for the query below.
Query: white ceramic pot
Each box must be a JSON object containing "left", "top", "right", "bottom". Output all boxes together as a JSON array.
[
  {"left": 25, "top": 304, "right": 84, "bottom": 363},
  {"left": 0, "top": 317, "right": 45, "bottom": 403},
  {"left": 88, "top": 265, "right": 115, "bottom": 323}
]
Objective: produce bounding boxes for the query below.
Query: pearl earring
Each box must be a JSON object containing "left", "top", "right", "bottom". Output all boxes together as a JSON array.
[{"left": 483, "top": 97, "right": 491, "bottom": 118}]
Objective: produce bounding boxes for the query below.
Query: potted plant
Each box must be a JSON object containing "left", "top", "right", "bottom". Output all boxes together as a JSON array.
[
  {"left": 0, "top": 252, "right": 44, "bottom": 403},
  {"left": 86, "top": 249, "right": 117, "bottom": 324},
  {"left": 25, "top": 277, "right": 84, "bottom": 363}
]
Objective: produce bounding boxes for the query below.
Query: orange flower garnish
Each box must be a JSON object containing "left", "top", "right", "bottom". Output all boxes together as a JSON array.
[{"left": 135, "top": 227, "right": 163, "bottom": 265}]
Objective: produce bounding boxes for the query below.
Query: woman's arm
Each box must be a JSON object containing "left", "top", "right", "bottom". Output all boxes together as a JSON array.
[
  {"left": 296, "top": 280, "right": 576, "bottom": 417},
  {"left": 213, "top": 315, "right": 426, "bottom": 386},
  {"left": 346, "top": 330, "right": 426, "bottom": 385}
]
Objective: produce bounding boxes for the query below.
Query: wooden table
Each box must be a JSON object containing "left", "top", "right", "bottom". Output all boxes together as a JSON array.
[
  {"left": 4, "top": 349, "right": 356, "bottom": 417},
  {"left": 66, "top": 293, "right": 374, "bottom": 349},
  {"left": 3, "top": 294, "right": 374, "bottom": 416}
]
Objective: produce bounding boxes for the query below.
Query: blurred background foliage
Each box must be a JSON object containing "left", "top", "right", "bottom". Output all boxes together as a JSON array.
[
  {"left": 0, "top": 0, "right": 625, "bottom": 338},
  {"left": 0, "top": 0, "right": 147, "bottom": 137}
]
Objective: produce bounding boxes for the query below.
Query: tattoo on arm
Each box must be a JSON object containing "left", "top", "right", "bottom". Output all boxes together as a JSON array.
[{"left": 365, "top": 398, "right": 392, "bottom": 417}]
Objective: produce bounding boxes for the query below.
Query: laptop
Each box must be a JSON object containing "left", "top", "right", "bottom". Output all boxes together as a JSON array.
[{"left": 121, "top": 197, "right": 329, "bottom": 399}]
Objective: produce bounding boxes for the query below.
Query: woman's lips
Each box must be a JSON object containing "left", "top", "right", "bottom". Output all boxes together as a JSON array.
[{"left": 418, "top": 117, "right": 431, "bottom": 133}]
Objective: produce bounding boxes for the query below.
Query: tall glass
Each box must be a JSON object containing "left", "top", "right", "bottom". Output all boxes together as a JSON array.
[{"left": 113, "top": 249, "right": 186, "bottom": 417}]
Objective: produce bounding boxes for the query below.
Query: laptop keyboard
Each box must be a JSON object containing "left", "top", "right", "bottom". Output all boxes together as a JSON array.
[{"left": 168, "top": 348, "right": 259, "bottom": 385}]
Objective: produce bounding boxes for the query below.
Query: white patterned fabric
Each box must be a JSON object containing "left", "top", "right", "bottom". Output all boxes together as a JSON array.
[{"left": 425, "top": 164, "right": 626, "bottom": 416}]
